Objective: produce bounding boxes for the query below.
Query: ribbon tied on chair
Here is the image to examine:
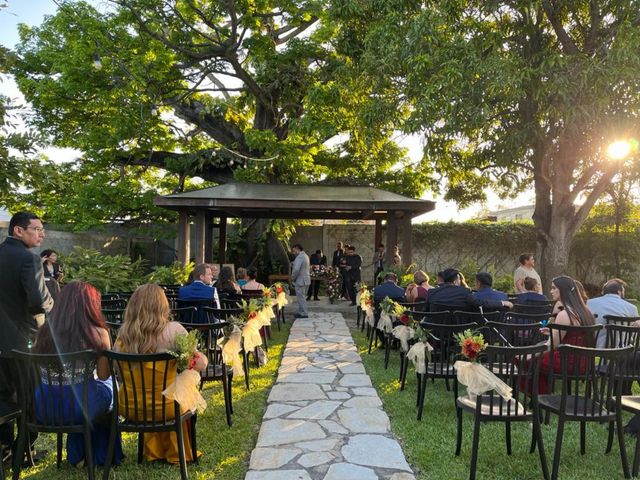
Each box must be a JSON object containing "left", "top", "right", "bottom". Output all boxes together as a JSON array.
[
  {"left": 222, "top": 325, "right": 245, "bottom": 377},
  {"left": 406, "top": 341, "right": 433, "bottom": 374},
  {"left": 392, "top": 325, "right": 415, "bottom": 352},
  {"left": 454, "top": 361, "right": 513, "bottom": 401}
]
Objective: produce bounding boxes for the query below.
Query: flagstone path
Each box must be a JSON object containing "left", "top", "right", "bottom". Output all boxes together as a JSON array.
[{"left": 245, "top": 312, "right": 415, "bottom": 480}]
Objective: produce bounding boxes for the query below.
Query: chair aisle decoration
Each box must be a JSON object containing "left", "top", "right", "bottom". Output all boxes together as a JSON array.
[{"left": 164, "top": 330, "right": 208, "bottom": 415}]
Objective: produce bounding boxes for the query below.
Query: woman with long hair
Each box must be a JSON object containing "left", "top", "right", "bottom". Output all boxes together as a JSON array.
[
  {"left": 215, "top": 266, "right": 242, "bottom": 297},
  {"left": 537, "top": 275, "right": 596, "bottom": 394},
  {"left": 32, "top": 281, "right": 124, "bottom": 467},
  {"left": 116, "top": 284, "right": 206, "bottom": 464}
]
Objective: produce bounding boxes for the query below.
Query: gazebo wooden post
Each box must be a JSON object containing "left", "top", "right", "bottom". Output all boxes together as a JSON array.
[
  {"left": 194, "top": 210, "right": 206, "bottom": 264},
  {"left": 204, "top": 214, "right": 213, "bottom": 262},
  {"left": 177, "top": 210, "right": 191, "bottom": 265},
  {"left": 374, "top": 218, "right": 383, "bottom": 252},
  {"left": 400, "top": 213, "right": 412, "bottom": 265},
  {"left": 385, "top": 210, "right": 398, "bottom": 266},
  {"left": 218, "top": 215, "right": 228, "bottom": 264}
]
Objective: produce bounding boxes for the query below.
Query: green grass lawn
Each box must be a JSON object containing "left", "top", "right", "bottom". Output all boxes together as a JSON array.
[
  {"left": 18, "top": 320, "right": 291, "bottom": 480},
  {"left": 352, "top": 325, "right": 639, "bottom": 480}
]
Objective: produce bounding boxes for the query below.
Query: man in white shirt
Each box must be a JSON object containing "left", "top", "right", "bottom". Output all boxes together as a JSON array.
[
  {"left": 514, "top": 253, "right": 542, "bottom": 294},
  {"left": 587, "top": 278, "right": 639, "bottom": 348}
]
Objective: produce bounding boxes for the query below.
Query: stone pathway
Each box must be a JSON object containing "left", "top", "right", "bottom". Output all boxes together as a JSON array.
[{"left": 245, "top": 312, "right": 415, "bottom": 480}]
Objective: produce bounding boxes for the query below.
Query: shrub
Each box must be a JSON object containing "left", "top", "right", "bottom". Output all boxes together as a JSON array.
[
  {"left": 62, "top": 246, "right": 146, "bottom": 293},
  {"left": 147, "top": 261, "right": 194, "bottom": 285}
]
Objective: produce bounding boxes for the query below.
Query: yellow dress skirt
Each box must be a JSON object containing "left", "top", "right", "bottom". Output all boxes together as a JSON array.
[{"left": 118, "top": 360, "right": 201, "bottom": 464}]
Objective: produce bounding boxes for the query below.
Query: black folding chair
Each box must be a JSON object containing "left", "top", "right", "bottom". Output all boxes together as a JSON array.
[
  {"left": 455, "top": 343, "right": 549, "bottom": 480},
  {"left": 102, "top": 351, "right": 198, "bottom": 480},
  {"left": 538, "top": 345, "right": 633, "bottom": 480},
  {"left": 171, "top": 307, "right": 198, "bottom": 324},
  {"left": 101, "top": 299, "right": 126, "bottom": 310},
  {"left": 12, "top": 350, "right": 98, "bottom": 480}
]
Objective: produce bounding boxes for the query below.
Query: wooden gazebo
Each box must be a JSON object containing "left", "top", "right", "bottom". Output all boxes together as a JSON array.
[{"left": 154, "top": 183, "right": 435, "bottom": 265}]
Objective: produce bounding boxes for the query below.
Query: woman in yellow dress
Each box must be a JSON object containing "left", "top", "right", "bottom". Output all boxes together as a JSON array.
[{"left": 116, "top": 284, "right": 207, "bottom": 463}]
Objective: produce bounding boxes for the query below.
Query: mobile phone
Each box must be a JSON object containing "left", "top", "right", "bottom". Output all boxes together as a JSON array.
[{"left": 540, "top": 319, "right": 549, "bottom": 328}]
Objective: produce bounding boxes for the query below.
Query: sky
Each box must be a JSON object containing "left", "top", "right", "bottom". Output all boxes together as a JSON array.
[{"left": 0, "top": 0, "right": 535, "bottom": 222}]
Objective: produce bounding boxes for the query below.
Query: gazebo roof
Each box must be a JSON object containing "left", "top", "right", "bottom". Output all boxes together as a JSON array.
[{"left": 155, "top": 182, "right": 435, "bottom": 220}]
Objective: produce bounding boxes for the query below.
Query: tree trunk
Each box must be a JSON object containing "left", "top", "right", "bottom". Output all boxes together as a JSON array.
[{"left": 536, "top": 209, "right": 575, "bottom": 294}]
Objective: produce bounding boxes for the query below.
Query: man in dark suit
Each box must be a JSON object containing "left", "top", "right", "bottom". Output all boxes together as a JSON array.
[
  {"left": 307, "top": 249, "right": 327, "bottom": 301},
  {"left": 472, "top": 272, "right": 508, "bottom": 303},
  {"left": 344, "top": 245, "right": 362, "bottom": 306},
  {"left": 0, "top": 211, "right": 54, "bottom": 459},
  {"left": 373, "top": 272, "right": 406, "bottom": 302},
  {"left": 426, "top": 268, "right": 512, "bottom": 312},
  {"left": 331, "top": 242, "right": 344, "bottom": 268},
  {"left": 178, "top": 263, "right": 221, "bottom": 322}
]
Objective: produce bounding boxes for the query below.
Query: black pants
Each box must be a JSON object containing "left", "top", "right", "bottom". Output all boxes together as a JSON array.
[
  {"left": 307, "top": 280, "right": 320, "bottom": 300},
  {"left": 0, "top": 356, "right": 37, "bottom": 451},
  {"left": 346, "top": 277, "right": 358, "bottom": 304}
]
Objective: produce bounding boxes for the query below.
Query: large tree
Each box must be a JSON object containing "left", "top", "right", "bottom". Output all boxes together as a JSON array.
[
  {"left": 342, "top": 0, "right": 640, "bottom": 288},
  {"left": 10, "top": 0, "right": 430, "bottom": 218}
]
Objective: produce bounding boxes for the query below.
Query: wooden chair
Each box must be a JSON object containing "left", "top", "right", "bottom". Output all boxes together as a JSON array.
[
  {"left": 604, "top": 315, "right": 640, "bottom": 326},
  {"left": 12, "top": 350, "right": 98, "bottom": 480},
  {"left": 453, "top": 310, "right": 503, "bottom": 325},
  {"left": 101, "top": 309, "right": 125, "bottom": 323},
  {"left": 100, "top": 293, "right": 120, "bottom": 301},
  {"left": 455, "top": 343, "right": 549, "bottom": 480},
  {"left": 513, "top": 303, "right": 553, "bottom": 315},
  {"left": 171, "top": 307, "right": 198, "bottom": 324},
  {"left": 538, "top": 345, "right": 633, "bottom": 480},
  {"left": 101, "top": 299, "right": 126, "bottom": 310},
  {"left": 503, "top": 311, "right": 551, "bottom": 326},
  {"left": 0, "top": 399, "right": 22, "bottom": 480},
  {"left": 482, "top": 321, "right": 546, "bottom": 347},
  {"left": 177, "top": 298, "right": 216, "bottom": 324},
  {"left": 102, "top": 351, "right": 198, "bottom": 480}
]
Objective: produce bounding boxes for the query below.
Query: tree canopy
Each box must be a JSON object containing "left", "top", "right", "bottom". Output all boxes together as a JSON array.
[
  {"left": 341, "top": 0, "right": 640, "bottom": 285},
  {"left": 7, "top": 0, "right": 431, "bottom": 230}
]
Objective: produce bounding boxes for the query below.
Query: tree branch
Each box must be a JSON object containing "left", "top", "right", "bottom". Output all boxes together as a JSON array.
[
  {"left": 274, "top": 17, "right": 319, "bottom": 45},
  {"left": 541, "top": 0, "right": 580, "bottom": 54}
]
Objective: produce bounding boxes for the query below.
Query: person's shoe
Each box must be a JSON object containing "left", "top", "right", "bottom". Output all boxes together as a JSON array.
[
  {"left": 313, "top": 297, "right": 320, "bottom": 301},
  {"left": 306, "top": 297, "right": 311, "bottom": 301},
  {"left": 297, "top": 315, "right": 309, "bottom": 319}
]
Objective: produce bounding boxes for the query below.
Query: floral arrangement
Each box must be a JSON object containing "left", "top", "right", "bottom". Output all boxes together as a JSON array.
[
  {"left": 271, "top": 282, "right": 289, "bottom": 309},
  {"left": 380, "top": 297, "right": 405, "bottom": 316},
  {"left": 355, "top": 282, "right": 370, "bottom": 309},
  {"left": 167, "top": 330, "right": 201, "bottom": 371},
  {"left": 325, "top": 267, "right": 342, "bottom": 303},
  {"left": 309, "top": 264, "right": 329, "bottom": 278},
  {"left": 455, "top": 329, "right": 487, "bottom": 362},
  {"left": 163, "top": 330, "right": 207, "bottom": 413}
]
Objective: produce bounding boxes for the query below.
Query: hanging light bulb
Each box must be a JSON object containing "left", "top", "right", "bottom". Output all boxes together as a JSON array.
[{"left": 92, "top": 54, "right": 102, "bottom": 70}]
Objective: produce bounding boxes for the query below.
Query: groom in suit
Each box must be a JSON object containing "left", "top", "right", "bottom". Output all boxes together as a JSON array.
[{"left": 291, "top": 244, "right": 311, "bottom": 318}]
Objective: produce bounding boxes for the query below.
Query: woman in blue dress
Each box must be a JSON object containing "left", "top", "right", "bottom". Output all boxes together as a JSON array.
[{"left": 32, "top": 281, "right": 124, "bottom": 467}]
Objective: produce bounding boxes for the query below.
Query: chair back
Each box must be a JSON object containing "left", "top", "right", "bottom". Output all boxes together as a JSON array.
[
  {"left": 419, "top": 321, "right": 478, "bottom": 377},
  {"left": 503, "top": 311, "right": 551, "bottom": 326},
  {"left": 411, "top": 310, "right": 452, "bottom": 325},
  {"left": 240, "top": 289, "right": 264, "bottom": 297},
  {"left": 178, "top": 321, "right": 230, "bottom": 371},
  {"left": 399, "top": 300, "right": 427, "bottom": 312},
  {"left": 453, "top": 310, "right": 503, "bottom": 325},
  {"left": 102, "top": 308, "right": 125, "bottom": 323},
  {"left": 160, "top": 284, "right": 181, "bottom": 296},
  {"left": 202, "top": 307, "right": 243, "bottom": 322},
  {"left": 604, "top": 315, "right": 640, "bottom": 326},
  {"left": 12, "top": 350, "right": 96, "bottom": 430},
  {"left": 431, "top": 303, "right": 461, "bottom": 313},
  {"left": 482, "top": 321, "right": 545, "bottom": 347},
  {"left": 103, "top": 350, "right": 183, "bottom": 427},
  {"left": 105, "top": 321, "right": 123, "bottom": 344},
  {"left": 513, "top": 303, "right": 553, "bottom": 315},
  {"left": 177, "top": 298, "right": 216, "bottom": 323},
  {"left": 102, "top": 299, "right": 127, "bottom": 310},
  {"left": 476, "top": 343, "right": 547, "bottom": 415},
  {"left": 548, "top": 323, "right": 602, "bottom": 350},
  {"left": 101, "top": 293, "right": 120, "bottom": 301},
  {"left": 171, "top": 307, "right": 198, "bottom": 324},
  {"left": 557, "top": 345, "right": 633, "bottom": 418}
]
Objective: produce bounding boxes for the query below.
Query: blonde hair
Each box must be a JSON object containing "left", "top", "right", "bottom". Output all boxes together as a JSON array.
[
  {"left": 117, "top": 284, "right": 170, "bottom": 353},
  {"left": 236, "top": 267, "right": 247, "bottom": 280}
]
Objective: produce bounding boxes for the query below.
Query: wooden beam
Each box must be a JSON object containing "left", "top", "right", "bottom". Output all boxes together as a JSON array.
[
  {"left": 194, "top": 210, "right": 206, "bottom": 264},
  {"left": 218, "top": 215, "right": 228, "bottom": 264},
  {"left": 400, "top": 214, "right": 412, "bottom": 266},
  {"left": 374, "top": 218, "right": 383, "bottom": 251},
  {"left": 177, "top": 210, "right": 190, "bottom": 265},
  {"left": 204, "top": 214, "right": 214, "bottom": 262},
  {"left": 385, "top": 211, "right": 398, "bottom": 265}
]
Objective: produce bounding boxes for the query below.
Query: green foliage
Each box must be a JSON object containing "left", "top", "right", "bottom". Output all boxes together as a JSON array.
[
  {"left": 62, "top": 246, "right": 145, "bottom": 293},
  {"left": 377, "top": 264, "right": 416, "bottom": 287},
  {"left": 146, "top": 261, "right": 194, "bottom": 286}
]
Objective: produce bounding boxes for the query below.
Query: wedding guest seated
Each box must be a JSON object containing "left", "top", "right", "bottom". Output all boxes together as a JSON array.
[
  {"left": 373, "top": 272, "right": 406, "bottom": 302},
  {"left": 472, "top": 272, "right": 508, "bottom": 303},
  {"left": 587, "top": 278, "right": 639, "bottom": 348},
  {"left": 236, "top": 267, "right": 248, "bottom": 287},
  {"left": 516, "top": 277, "right": 548, "bottom": 303},
  {"left": 242, "top": 267, "right": 265, "bottom": 291},
  {"left": 215, "top": 266, "right": 242, "bottom": 298},
  {"left": 178, "top": 263, "right": 220, "bottom": 308},
  {"left": 426, "top": 268, "right": 512, "bottom": 312},
  {"left": 32, "top": 281, "right": 124, "bottom": 467},
  {"left": 405, "top": 270, "right": 432, "bottom": 303},
  {"left": 115, "top": 284, "right": 207, "bottom": 464},
  {"left": 536, "top": 276, "right": 595, "bottom": 394}
]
